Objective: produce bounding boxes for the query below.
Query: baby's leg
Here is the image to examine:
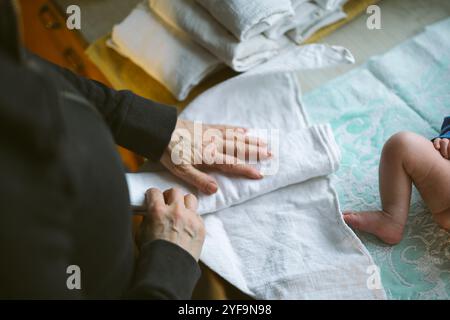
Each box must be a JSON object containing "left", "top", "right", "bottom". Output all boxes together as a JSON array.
[{"left": 344, "top": 132, "right": 450, "bottom": 244}]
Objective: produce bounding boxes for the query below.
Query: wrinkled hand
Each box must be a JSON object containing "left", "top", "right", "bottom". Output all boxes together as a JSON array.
[
  {"left": 433, "top": 138, "right": 450, "bottom": 159},
  {"left": 160, "top": 119, "right": 271, "bottom": 194},
  {"left": 138, "top": 188, "right": 205, "bottom": 261}
]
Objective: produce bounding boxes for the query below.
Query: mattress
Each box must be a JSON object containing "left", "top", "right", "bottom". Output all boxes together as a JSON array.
[{"left": 303, "top": 17, "right": 450, "bottom": 299}]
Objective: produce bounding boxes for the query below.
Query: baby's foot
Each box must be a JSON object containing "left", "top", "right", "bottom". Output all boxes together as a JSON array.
[{"left": 343, "top": 210, "right": 405, "bottom": 245}]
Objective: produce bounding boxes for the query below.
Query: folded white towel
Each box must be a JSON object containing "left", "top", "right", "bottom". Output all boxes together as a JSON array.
[
  {"left": 315, "top": 0, "right": 344, "bottom": 11},
  {"left": 264, "top": 0, "right": 320, "bottom": 40},
  {"left": 125, "top": 44, "right": 385, "bottom": 299},
  {"left": 110, "top": 2, "right": 222, "bottom": 100},
  {"left": 195, "top": 0, "right": 295, "bottom": 41},
  {"left": 287, "top": 7, "right": 347, "bottom": 44},
  {"left": 148, "top": 0, "right": 290, "bottom": 72},
  {"left": 266, "top": 0, "right": 348, "bottom": 42},
  {"left": 127, "top": 124, "right": 341, "bottom": 214}
]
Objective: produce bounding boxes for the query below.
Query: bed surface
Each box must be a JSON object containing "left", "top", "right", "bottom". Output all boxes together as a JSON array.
[
  {"left": 298, "top": 0, "right": 450, "bottom": 92},
  {"left": 303, "top": 17, "right": 450, "bottom": 299}
]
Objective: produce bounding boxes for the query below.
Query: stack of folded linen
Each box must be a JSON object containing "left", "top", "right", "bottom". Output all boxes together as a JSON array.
[
  {"left": 267, "top": 0, "right": 348, "bottom": 42},
  {"left": 109, "top": 0, "right": 348, "bottom": 100}
]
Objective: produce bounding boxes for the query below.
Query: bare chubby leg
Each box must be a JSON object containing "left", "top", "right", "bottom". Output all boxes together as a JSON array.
[{"left": 344, "top": 132, "right": 450, "bottom": 244}]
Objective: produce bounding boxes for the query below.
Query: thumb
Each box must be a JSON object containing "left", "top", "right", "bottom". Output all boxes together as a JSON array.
[{"left": 172, "top": 165, "right": 219, "bottom": 195}]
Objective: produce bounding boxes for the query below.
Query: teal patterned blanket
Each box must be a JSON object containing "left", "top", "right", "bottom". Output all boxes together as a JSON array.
[{"left": 303, "top": 18, "right": 450, "bottom": 299}]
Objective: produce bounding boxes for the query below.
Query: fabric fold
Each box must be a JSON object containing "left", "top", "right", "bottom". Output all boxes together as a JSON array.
[
  {"left": 125, "top": 44, "right": 386, "bottom": 299},
  {"left": 265, "top": 0, "right": 317, "bottom": 40},
  {"left": 201, "top": 178, "right": 386, "bottom": 299},
  {"left": 195, "top": 0, "right": 295, "bottom": 41},
  {"left": 266, "top": 0, "right": 348, "bottom": 42},
  {"left": 148, "top": 0, "right": 290, "bottom": 72},
  {"left": 127, "top": 124, "right": 341, "bottom": 214},
  {"left": 287, "top": 6, "right": 347, "bottom": 44},
  {"left": 110, "top": 2, "right": 222, "bottom": 101},
  {"left": 315, "top": 0, "right": 344, "bottom": 11}
]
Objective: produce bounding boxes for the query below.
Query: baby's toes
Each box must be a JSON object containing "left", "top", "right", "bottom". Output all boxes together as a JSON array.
[
  {"left": 433, "top": 138, "right": 441, "bottom": 150},
  {"left": 343, "top": 212, "right": 361, "bottom": 229},
  {"left": 440, "top": 139, "right": 449, "bottom": 158}
]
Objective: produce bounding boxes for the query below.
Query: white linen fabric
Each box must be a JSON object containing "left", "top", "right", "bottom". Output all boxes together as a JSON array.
[
  {"left": 201, "top": 179, "right": 385, "bottom": 299},
  {"left": 148, "top": 0, "right": 290, "bottom": 72},
  {"left": 110, "top": 2, "right": 222, "bottom": 100},
  {"left": 315, "top": 0, "right": 344, "bottom": 11},
  {"left": 266, "top": 0, "right": 348, "bottom": 41},
  {"left": 287, "top": 6, "right": 347, "bottom": 44},
  {"left": 127, "top": 124, "right": 341, "bottom": 214},
  {"left": 264, "top": 0, "right": 315, "bottom": 40},
  {"left": 195, "top": 0, "right": 295, "bottom": 41},
  {"left": 126, "top": 45, "right": 386, "bottom": 299}
]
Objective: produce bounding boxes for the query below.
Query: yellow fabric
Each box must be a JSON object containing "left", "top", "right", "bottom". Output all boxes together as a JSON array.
[
  {"left": 86, "top": 36, "right": 236, "bottom": 112},
  {"left": 86, "top": 0, "right": 380, "bottom": 300}
]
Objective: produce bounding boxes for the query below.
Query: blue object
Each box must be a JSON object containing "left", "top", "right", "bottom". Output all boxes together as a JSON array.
[{"left": 435, "top": 116, "right": 450, "bottom": 140}]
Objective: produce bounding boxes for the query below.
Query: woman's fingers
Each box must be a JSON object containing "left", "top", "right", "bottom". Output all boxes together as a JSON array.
[
  {"left": 221, "top": 131, "right": 270, "bottom": 161},
  {"left": 209, "top": 124, "right": 268, "bottom": 147},
  {"left": 434, "top": 138, "right": 441, "bottom": 150},
  {"left": 204, "top": 125, "right": 270, "bottom": 160},
  {"left": 163, "top": 187, "right": 184, "bottom": 205},
  {"left": 146, "top": 188, "right": 165, "bottom": 211},
  {"left": 241, "top": 134, "right": 268, "bottom": 147},
  {"left": 247, "top": 142, "right": 271, "bottom": 160},
  {"left": 222, "top": 139, "right": 270, "bottom": 161},
  {"left": 171, "top": 164, "right": 218, "bottom": 195},
  {"left": 209, "top": 124, "right": 247, "bottom": 135},
  {"left": 440, "top": 138, "right": 449, "bottom": 159},
  {"left": 184, "top": 194, "right": 198, "bottom": 211},
  {"left": 213, "top": 153, "right": 263, "bottom": 179},
  {"left": 223, "top": 130, "right": 268, "bottom": 147},
  {"left": 161, "top": 121, "right": 272, "bottom": 195}
]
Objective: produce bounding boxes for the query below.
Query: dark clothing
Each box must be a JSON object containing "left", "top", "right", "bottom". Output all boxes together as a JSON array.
[{"left": 0, "top": 1, "right": 200, "bottom": 299}]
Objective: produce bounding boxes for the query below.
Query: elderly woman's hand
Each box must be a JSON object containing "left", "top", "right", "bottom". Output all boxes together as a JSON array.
[
  {"left": 138, "top": 188, "right": 205, "bottom": 261},
  {"left": 160, "top": 119, "right": 271, "bottom": 195}
]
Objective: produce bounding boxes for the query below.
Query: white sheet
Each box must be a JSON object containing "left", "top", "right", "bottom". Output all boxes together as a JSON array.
[
  {"left": 201, "top": 179, "right": 385, "bottom": 299},
  {"left": 148, "top": 0, "right": 290, "bottom": 72},
  {"left": 195, "top": 0, "right": 295, "bottom": 41},
  {"left": 110, "top": 2, "right": 222, "bottom": 101},
  {"left": 126, "top": 45, "right": 386, "bottom": 299}
]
